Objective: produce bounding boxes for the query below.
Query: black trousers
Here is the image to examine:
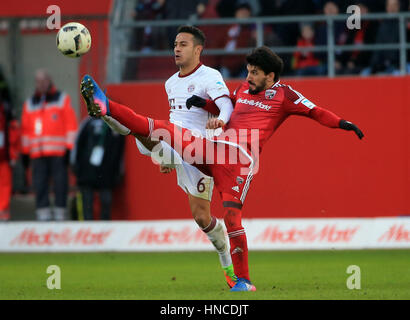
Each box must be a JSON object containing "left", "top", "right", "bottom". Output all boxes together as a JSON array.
[
  {"left": 80, "top": 186, "right": 112, "bottom": 220},
  {"left": 32, "top": 156, "right": 68, "bottom": 209}
]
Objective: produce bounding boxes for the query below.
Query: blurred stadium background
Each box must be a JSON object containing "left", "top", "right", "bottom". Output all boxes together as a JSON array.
[{"left": 0, "top": 0, "right": 409, "bottom": 300}]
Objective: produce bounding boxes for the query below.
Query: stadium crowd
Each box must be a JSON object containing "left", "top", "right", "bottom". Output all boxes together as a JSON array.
[{"left": 130, "top": 0, "right": 410, "bottom": 78}]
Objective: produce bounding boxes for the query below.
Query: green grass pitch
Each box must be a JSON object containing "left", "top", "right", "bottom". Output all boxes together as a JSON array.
[{"left": 0, "top": 250, "right": 409, "bottom": 300}]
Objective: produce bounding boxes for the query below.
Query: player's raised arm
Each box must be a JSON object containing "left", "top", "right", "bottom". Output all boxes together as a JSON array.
[
  {"left": 282, "top": 86, "right": 364, "bottom": 140},
  {"left": 186, "top": 95, "right": 234, "bottom": 121},
  {"left": 186, "top": 95, "right": 233, "bottom": 129}
]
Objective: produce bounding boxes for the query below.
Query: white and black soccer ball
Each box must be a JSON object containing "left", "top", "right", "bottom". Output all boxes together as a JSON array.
[{"left": 56, "top": 22, "right": 91, "bottom": 58}]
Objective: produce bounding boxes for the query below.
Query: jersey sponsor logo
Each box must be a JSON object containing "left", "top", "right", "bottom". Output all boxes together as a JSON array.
[
  {"left": 265, "top": 89, "right": 276, "bottom": 100},
  {"left": 187, "top": 84, "right": 195, "bottom": 93},
  {"left": 301, "top": 98, "right": 316, "bottom": 109},
  {"left": 236, "top": 97, "right": 272, "bottom": 111}
]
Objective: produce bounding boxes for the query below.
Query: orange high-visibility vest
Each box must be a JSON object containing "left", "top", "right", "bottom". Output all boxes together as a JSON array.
[{"left": 21, "top": 91, "right": 78, "bottom": 158}]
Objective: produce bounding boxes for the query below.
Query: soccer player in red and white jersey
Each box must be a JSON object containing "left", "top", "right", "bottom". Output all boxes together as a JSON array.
[{"left": 80, "top": 46, "right": 363, "bottom": 291}]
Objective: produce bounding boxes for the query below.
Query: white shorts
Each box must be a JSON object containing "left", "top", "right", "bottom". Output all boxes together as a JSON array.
[{"left": 135, "top": 138, "right": 214, "bottom": 201}]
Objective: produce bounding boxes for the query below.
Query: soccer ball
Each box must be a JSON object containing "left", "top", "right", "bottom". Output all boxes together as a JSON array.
[{"left": 56, "top": 22, "right": 91, "bottom": 58}]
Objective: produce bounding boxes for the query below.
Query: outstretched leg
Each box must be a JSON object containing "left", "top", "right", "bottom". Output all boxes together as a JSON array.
[{"left": 81, "top": 75, "right": 206, "bottom": 163}]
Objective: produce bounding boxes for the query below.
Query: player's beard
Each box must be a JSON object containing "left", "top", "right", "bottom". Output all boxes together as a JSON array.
[{"left": 248, "top": 78, "right": 267, "bottom": 94}]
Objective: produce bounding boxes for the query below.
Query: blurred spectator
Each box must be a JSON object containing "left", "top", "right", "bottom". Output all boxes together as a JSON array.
[
  {"left": 257, "top": 0, "right": 283, "bottom": 48},
  {"left": 164, "top": 0, "right": 209, "bottom": 47},
  {"left": 258, "top": 0, "right": 281, "bottom": 16},
  {"left": 368, "top": 0, "right": 401, "bottom": 74},
  {"left": 273, "top": 0, "right": 317, "bottom": 47},
  {"left": 293, "top": 23, "right": 326, "bottom": 76},
  {"left": 338, "top": 2, "right": 378, "bottom": 74},
  {"left": 71, "top": 117, "right": 124, "bottom": 221},
  {"left": 21, "top": 70, "right": 78, "bottom": 221},
  {"left": 312, "top": 0, "right": 351, "bottom": 12},
  {"left": 314, "top": 1, "right": 348, "bottom": 74},
  {"left": 217, "top": 0, "right": 259, "bottom": 17},
  {"left": 216, "top": 1, "right": 257, "bottom": 78},
  {"left": 0, "top": 67, "right": 20, "bottom": 221},
  {"left": 133, "top": 0, "right": 167, "bottom": 51},
  {"left": 262, "top": 0, "right": 317, "bottom": 76},
  {"left": 124, "top": 0, "right": 167, "bottom": 80}
]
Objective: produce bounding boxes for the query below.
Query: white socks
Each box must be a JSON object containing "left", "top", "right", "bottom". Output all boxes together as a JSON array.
[
  {"left": 102, "top": 115, "right": 131, "bottom": 135},
  {"left": 203, "top": 218, "right": 232, "bottom": 268}
]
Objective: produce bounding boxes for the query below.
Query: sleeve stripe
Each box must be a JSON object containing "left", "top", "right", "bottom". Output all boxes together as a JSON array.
[
  {"left": 288, "top": 86, "right": 305, "bottom": 104},
  {"left": 213, "top": 94, "right": 230, "bottom": 102}
]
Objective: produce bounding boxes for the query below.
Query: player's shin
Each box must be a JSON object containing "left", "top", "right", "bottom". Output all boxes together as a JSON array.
[
  {"left": 202, "top": 216, "right": 232, "bottom": 267},
  {"left": 102, "top": 115, "right": 131, "bottom": 135},
  {"left": 222, "top": 193, "right": 250, "bottom": 282},
  {"left": 108, "top": 99, "right": 153, "bottom": 136},
  {"left": 202, "top": 215, "right": 236, "bottom": 287}
]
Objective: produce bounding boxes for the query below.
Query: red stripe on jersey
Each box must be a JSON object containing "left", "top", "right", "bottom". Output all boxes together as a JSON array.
[
  {"left": 214, "top": 94, "right": 230, "bottom": 102},
  {"left": 178, "top": 62, "right": 203, "bottom": 78}
]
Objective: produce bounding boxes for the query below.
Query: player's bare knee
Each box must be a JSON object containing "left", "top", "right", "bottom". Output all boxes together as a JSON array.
[
  {"left": 188, "top": 195, "right": 211, "bottom": 228},
  {"left": 192, "top": 206, "right": 210, "bottom": 228},
  {"left": 133, "top": 134, "right": 159, "bottom": 151}
]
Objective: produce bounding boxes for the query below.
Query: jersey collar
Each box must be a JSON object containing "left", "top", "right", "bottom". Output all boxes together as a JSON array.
[
  {"left": 271, "top": 80, "right": 280, "bottom": 88},
  {"left": 178, "top": 62, "right": 203, "bottom": 78}
]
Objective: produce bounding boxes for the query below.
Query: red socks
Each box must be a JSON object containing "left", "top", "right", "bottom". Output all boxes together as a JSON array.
[
  {"left": 109, "top": 99, "right": 152, "bottom": 136},
  {"left": 222, "top": 193, "right": 249, "bottom": 281}
]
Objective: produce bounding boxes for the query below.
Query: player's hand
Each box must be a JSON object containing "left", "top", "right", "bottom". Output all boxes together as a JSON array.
[
  {"left": 206, "top": 118, "right": 225, "bottom": 129},
  {"left": 339, "top": 120, "right": 364, "bottom": 140},
  {"left": 186, "top": 95, "right": 206, "bottom": 110},
  {"left": 159, "top": 164, "right": 174, "bottom": 174}
]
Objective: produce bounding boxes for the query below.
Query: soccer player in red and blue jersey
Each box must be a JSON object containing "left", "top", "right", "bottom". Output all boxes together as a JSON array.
[{"left": 80, "top": 46, "right": 363, "bottom": 292}]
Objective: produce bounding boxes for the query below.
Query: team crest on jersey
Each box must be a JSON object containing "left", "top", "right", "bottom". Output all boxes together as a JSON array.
[
  {"left": 236, "top": 176, "right": 244, "bottom": 185},
  {"left": 187, "top": 84, "right": 195, "bottom": 93},
  {"left": 265, "top": 89, "right": 276, "bottom": 100}
]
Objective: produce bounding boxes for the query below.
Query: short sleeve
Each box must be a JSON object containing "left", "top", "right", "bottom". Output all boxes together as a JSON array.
[
  {"left": 204, "top": 70, "right": 230, "bottom": 101},
  {"left": 282, "top": 85, "right": 316, "bottom": 116}
]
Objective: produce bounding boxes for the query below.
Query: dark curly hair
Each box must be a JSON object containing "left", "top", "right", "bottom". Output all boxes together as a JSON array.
[{"left": 246, "top": 46, "right": 284, "bottom": 82}]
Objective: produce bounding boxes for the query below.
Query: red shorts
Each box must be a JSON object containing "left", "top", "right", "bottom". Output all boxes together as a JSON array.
[
  {"left": 207, "top": 140, "right": 254, "bottom": 203},
  {"left": 152, "top": 120, "right": 255, "bottom": 203}
]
